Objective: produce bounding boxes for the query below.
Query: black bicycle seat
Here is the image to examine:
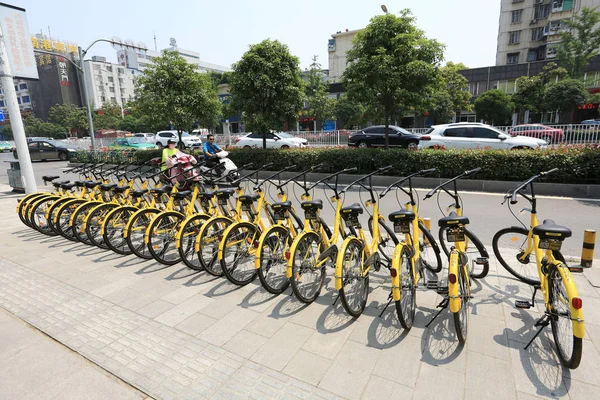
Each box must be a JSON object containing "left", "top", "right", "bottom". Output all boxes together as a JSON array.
[
  {"left": 84, "top": 181, "right": 102, "bottom": 189},
  {"left": 216, "top": 188, "right": 235, "bottom": 198},
  {"left": 388, "top": 210, "right": 416, "bottom": 223},
  {"left": 60, "top": 183, "right": 77, "bottom": 190},
  {"left": 438, "top": 211, "right": 469, "bottom": 227},
  {"left": 174, "top": 190, "right": 192, "bottom": 199},
  {"left": 239, "top": 194, "right": 260, "bottom": 203},
  {"left": 199, "top": 192, "right": 215, "bottom": 199},
  {"left": 341, "top": 203, "right": 363, "bottom": 215},
  {"left": 100, "top": 184, "right": 118, "bottom": 191},
  {"left": 132, "top": 189, "right": 149, "bottom": 197},
  {"left": 272, "top": 201, "right": 292, "bottom": 210},
  {"left": 532, "top": 219, "right": 572, "bottom": 240},
  {"left": 301, "top": 200, "right": 323, "bottom": 210},
  {"left": 42, "top": 175, "right": 60, "bottom": 182}
]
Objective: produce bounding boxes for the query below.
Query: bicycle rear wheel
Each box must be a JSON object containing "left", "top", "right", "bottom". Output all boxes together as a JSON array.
[
  {"left": 103, "top": 206, "right": 137, "bottom": 255},
  {"left": 439, "top": 226, "right": 489, "bottom": 279},
  {"left": 418, "top": 222, "right": 442, "bottom": 273},
  {"left": 147, "top": 211, "right": 184, "bottom": 265},
  {"left": 29, "top": 196, "right": 58, "bottom": 235},
  {"left": 72, "top": 202, "right": 101, "bottom": 244},
  {"left": 290, "top": 231, "right": 326, "bottom": 303},
  {"left": 257, "top": 226, "right": 291, "bottom": 295},
  {"left": 367, "top": 217, "right": 398, "bottom": 265},
  {"left": 178, "top": 214, "right": 210, "bottom": 271},
  {"left": 86, "top": 204, "right": 118, "bottom": 249},
  {"left": 18, "top": 193, "right": 46, "bottom": 228},
  {"left": 126, "top": 209, "right": 159, "bottom": 259},
  {"left": 395, "top": 245, "right": 416, "bottom": 330},
  {"left": 47, "top": 197, "right": 73, "bottom": 235},
  {"left": 220, "top": 222, "right": 260, "bottom": 286},
  {"left": 548, "top": 264, "right": 583, "bottom": 369},
  {"left": 339, "top": 238, "right": 369, "bottom": 318},
  {"left": 56, "top": 200, "right": 88, "bottom": 241},
  {"left": 453, "top": 263, "right": 469, "bottom": 344},
  {"left": 198, "top": 217, "right": 231, "bottom": 276}
]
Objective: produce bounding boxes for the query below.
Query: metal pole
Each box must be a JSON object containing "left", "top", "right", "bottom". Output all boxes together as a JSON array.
[
  {"left": 0, "top": 26, "right": 37, "bottom": 193},
  {"left": 78, "top": 46, "right": 96, "bottom": 151}
]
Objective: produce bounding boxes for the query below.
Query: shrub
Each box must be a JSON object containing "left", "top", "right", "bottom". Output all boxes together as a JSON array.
[{"left": 71, "top": 146, "right": 600, "bottom": 184}]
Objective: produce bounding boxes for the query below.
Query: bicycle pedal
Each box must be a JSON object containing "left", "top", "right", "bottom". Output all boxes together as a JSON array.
[
  {"left": 569, "top": 266, "right": 584, "bottom": 273},
  {"left": 426, "top": 280, "right": 439, "bottom": 290},
  {"left": 515, "top": 300, "right": 532, "bottom": 309},
  {"left": 475, "top": 257, "right": 488, "bottom": 265},
  {"left": 436, "top": 286, "right": 449, "bottom": 295}
]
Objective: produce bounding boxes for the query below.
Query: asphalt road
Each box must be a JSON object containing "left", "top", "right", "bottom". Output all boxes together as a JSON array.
[{"left": 1, "top": 151, "right": 597, "bottom": 258}]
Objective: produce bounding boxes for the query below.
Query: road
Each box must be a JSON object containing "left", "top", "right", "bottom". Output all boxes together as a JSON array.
[{"left": 1, "top": 152, "right": 597, "bottom": 257}]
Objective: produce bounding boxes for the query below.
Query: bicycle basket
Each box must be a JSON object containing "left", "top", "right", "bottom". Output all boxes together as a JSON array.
[
  {"left": 446, "top": 226, "right": 465, "bottom": 242},
  {"left": 539, "top": 238, "right": 562, "bottom": 251},
  {"left": 393, "top": 220, "right": 411, "bottom": 234}
]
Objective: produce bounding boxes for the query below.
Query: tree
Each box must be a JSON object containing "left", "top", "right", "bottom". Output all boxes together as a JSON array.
[
  {"left": 94, "top": 102, "right": 122, "bottom": 131},
  {"left": 23, "top": 115, "right": 67, "bottom": 138},
  {"left": 230, "top": 39, "right": 304, "bottom": 148},
  {"left": 544, "top": 79, "right": 588, "bottom": 122},
  {"left": 48, "top": 104, "right": 87, "bottom": 135},
  {"left": 513, "top": 63, "right": 568, "bottom": 114},
  {"left": 136, "top": 50, "right": 221, "bottom": 146},
  {"left": 304, "top": 56, "right": 335, "bottom": 129},
  {"left": 334, "top": 95, "right": 366, "bottom": 129},
  {"left": 474, "top": 90, "right": 514, "bottom": 125},
  {"left": 558, "top": 7, "right": 600, "bottom": 77},
  {"left": 440, "top": 62, "right": 472, "bottom": 115},
  {"left": 429, "top": 90, "right": 455, "bottom": 125},
  {"left": 342, "top": 10, "right": 444, "bottom": 148}
]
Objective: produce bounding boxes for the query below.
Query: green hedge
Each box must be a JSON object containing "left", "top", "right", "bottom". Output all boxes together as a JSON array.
[{"left": 72, "top": 146, "right": 600, "bottom": 184}]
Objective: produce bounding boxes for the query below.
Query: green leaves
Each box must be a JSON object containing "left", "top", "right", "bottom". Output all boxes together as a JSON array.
[
  {"left": 474, "top": 90, "right": 514, "bottom": 125},
  {"left": 48, "top": 104, "right": 88, "bottom": 135},
  {"left": 558, "top": 7, "right": 600, "bottom": 77},
  {"left": 230, "top": 39, "right": 304, "bottom": 138}
]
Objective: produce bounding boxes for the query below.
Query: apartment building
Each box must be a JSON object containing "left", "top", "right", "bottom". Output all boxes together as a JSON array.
[
  {"left": 83, "top": 56, "right": 136, "bottom": 110},
  {"left": 496, "top": 0, "right": 600, "bottom": 66},
  {"left": 327, "top": 29, "right": 362, "bottom": 83}
]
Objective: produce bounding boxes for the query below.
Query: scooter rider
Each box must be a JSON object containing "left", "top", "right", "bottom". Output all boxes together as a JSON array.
[{"left": 203, "top": 134, "right": 224, "bottom": 175}]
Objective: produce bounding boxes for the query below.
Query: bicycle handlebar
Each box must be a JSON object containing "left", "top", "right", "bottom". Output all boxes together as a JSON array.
[
  {"left": 307, "top": 167, "right": 357, "bottom": 191},
  {"left": 424, "top": 167, "right": 482, "bottom": 200},
  {"left": 279, "top": 164, "right": 324, "bottom": 189},
  {"left": 506, "top": 168, "right": 559, "bottom": 204},
  {"left": 229, "top": 162, "right": 273, "bottom": 186},
  {"left": 380, "top": 168, "right": 437, "bottom": 198},
  {"left": 340, "top": 166, "right": 392, "bottom": 195}
]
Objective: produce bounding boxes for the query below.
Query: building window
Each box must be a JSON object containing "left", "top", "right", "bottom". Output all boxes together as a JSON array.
[
  {"left": 119, "top": 78, "right": 124, "bottom": 84},
  {"left": 509, "top": 31, "right": 521, "bottom": 44},
  {"left": 511, "top": 10, "right": 522, "bottom": 24},
  {"left": 101, "top": 96, "right": 106, "bottom": 102},
  {"left": 121, "top": 98, "right": 126, "bottom": 104},
  {"left": 19, "top": 83, "right": 27, "bottom": 90},
  {"left": 93, "top": 64, "right": 100, "bottom": 71},
  {"left": 22, "top": 95, "right": 30, "bottom": 103},
  {"left": 507, "top": 53, "right": 520, "bottom": 64},
  {"left": 109, "top": 87, "right": 115, "bottom": 93},
  {"left": 531, "top": 27, "right": 544, "bottom": 41},
  {"left": 108, "top": 77, "right": 114, "bottom": 83},
  {"left": 118, "top": 68, "right": 124, "bottom": 74},
  {"left": 17, "top": 97, "right": 21, "bottom": 104},
  {"left": 106, "top": 66, "right": 112, "bottom": 72},
  {"left": 468, "top": 82, "right": 479, "bottom": 96},
  {"left": 111, "top": 97, "right": 116, "bottom": 102},
  {"left": 512, "top": 0, "right": 524, "bottom": 3},
  {"left": 14, "top": 85, "right": 18, "bottom": 91},
  {"left": 552, "top": 0, "right": 572, "bottom": 12},
  {"left": 534, "top": 4, "right": 551, "bottom": 19},
  {"left": 0, "top": 100, "right": 4, "bottom": 107}
]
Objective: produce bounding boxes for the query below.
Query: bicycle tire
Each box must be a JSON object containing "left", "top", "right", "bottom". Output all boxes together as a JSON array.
[
  {"left": 394, "top": 245, "right": 416, "bottom": 330},
  {"left": 453, "top": 263, "right": 469, "bottom": 345},
  {"left": 418, "top": 222, "right": 443, "bottom": 273},
  {"left": 257, "top": 225, "right": 292, "bottom": 295},
  {"left": 197, "top": 217, "right": 232, "bottom": 276},
  {"left": 46, "top": 197, "right": 74, "bottom": 235},
  {"left": 86, "top": 203, "right": 118, "bottom": 249},
  {"left": 338, "top": 237, "right": 369, "bottom": 318},
  {"left": 126, "top": 209, "right": 159, "bottom": 259},
  {"left": 56, "top": 199, "right": 88, "bottom": 241},
  {"left": 439, "top": 226, "right": 489, "bottom": 279},
  {"left": 548, "top": 264, "right": 583, "bottom": 369},
  {"left": 29, "top": 196, "right": 59, "bottom": 236},
  {"left": 71, "top": 202, "right": 102, "bottom": 244},
  {"left": 220, "top": 222, "right": 260, "bottom": 286},
  {"left": 103, "top": 206, "right": 137, "bottom": 255},
  {"left": 290, "top": 231, "right": 326, "bottom": 303},
  {"left": 178, "top": 214, "right": 210, "bottom": 271},
  {"left": 367, "top": 217, "right": 399, "bottom": 264},
  {"left": 18, "top": 193, "right": 46, "bottom": 227},
  {"left": 492, "top": 227, "right": 565, "bottom": 286},
  {"left": 147, "top": 211, "right": 184, "bottom": 265}
]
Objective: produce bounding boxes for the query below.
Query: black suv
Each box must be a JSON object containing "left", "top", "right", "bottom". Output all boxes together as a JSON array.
[{"left": 348, "top": 125, "right": 421, "bottom": 149}]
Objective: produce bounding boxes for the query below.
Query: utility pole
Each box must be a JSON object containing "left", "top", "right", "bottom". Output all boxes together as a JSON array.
[
  {"left": 0, "top": 25, "right": 36, "bottom": 193},
  {"left": 79, "top": 46, "right": 96, "bottom": 150}
]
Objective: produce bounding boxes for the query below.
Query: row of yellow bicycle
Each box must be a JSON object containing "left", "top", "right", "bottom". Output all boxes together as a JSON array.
[{"left": 15, "top": 160, "right": 584, "bottom": 369}]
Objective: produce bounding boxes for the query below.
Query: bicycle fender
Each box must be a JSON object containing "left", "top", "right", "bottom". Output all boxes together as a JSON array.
[
  {"left": 255, "top": 226, "right": 281, "bottom": 269},
  {"left": 217, "top": 222, "right": 242, "bottom": 261},
  {"left": 557, "top": 265, "right": 585, "bottom": 339},
  {"left": 195, "top": 216, "right": 234, "bottom": 253},
  {"left": 100, "top": 206, "right": 132, "bottom": 236},
  {"left": 175, "top": 213, "right": 210, "bottom": 248},
  {"left": 123, "top": 207, "right": 160, "bottom": 237},
  {"left": 70, "top": 201, "right": 102, "bottom": 227},
  {"left": 286, "top": 231, "right": 313, "bottom": 278},
  {"left": 448, "top": 251, "right": 460, "bottom": 313},
  {"left": 335, "top": 237, "right": 358, "bottom": 291},
  {"left": 391, "top": 243, "right": 406, "bottom": 302},
  {"left": 144, "top": 211, "right": 184, "bottom": 245}
]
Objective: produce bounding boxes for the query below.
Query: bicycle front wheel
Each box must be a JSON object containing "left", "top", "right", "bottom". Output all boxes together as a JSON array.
[
  {"left": 126, "top": 209, "right": 159, "bottom": 259},
  {"left": 56, "top": 200, "right": 88, "bottom": 241},
  {"left": 395, "top": 245, "right": 416, "bottom": 330},
  {"left": 86, "top": 204, "right": 118, "bottom": 249},
  {"left": 178, "top": 214, "right": 210, "bottom": 271},
  {"left": 418, "top": 222, "right": 443, "bottom": 273},
  {"left": 290, "top": 231, "right": 326, "bottom": 303},
  {"left": 103, "top": 206, "right": 137, "bottom": 255},
  {"left": 548, "top": 264, "right": 583, "bottom": 369},
  {"left": 29, "top": 196, "right": 59, "bottom": 236},
  {"left": 72, "top": 202, "right": 101, "bottom": 245},
  {"left": 367, "top": 217, "right": 398, "bottom": 264},
  {"left": 258, "top": 226, "right": 292, "bottom": 295},
  {"left": 339, "top": 238, "right": 369, "bottom": 318},
  {"left": 147, "top": 211, "right": 184, "bottom": 265},
  {"left": 439, "top": 226, "right": 489, "bottom": 279},
  {"left": 220, "top": 222, "right": 260, "bottom": 286},
  {"left": 453, "top": 264, "right": 469, "bottom": 344},
  {"left": 198, "top": 217, "right": 232, "bottom": 276},
  {"left": 18, "top": 193, "right": 46, "bottom": 228}
]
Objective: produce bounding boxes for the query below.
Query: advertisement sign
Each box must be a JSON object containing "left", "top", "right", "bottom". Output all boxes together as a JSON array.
[
  {"left": 31, "top": 36, "right": 77, "bottom": 55},
  {"left": 0, "top": 3, "right": 38, "bottom": 79},
  {"left": 323, "top": 119, "right": 336, "bottom": 131}
]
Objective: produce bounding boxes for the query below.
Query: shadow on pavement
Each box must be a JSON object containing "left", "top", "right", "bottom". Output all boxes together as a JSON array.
[
  {"left": 240, "top": 285, "right": 279, "bottom": 309},
  {"left": 269, "top": 293, "right": 309, "bottom": 319},
  {"left": 420, "top": 307, "right": 464, "bottom": 366}
]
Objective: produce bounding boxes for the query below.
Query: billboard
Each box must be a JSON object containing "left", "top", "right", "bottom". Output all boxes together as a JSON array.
[{"left": 0, "top": 3, "right": 38, "bottom": 80}]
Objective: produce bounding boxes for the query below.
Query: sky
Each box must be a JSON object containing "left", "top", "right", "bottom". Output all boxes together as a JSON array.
[{"left": 16, "top": 0, "right": 501, "bottom": 70}]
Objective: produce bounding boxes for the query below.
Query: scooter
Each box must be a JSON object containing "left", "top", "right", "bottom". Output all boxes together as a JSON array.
[{"left": 200, "top": 150, "right": 238, "bottom": 182}]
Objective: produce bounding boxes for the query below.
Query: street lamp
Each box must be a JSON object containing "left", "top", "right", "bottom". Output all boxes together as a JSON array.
[{"left": 381, "top": 4, "right": 389, "bottom": 13}]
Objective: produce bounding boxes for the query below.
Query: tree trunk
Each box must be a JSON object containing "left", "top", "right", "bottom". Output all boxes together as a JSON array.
[
  {"left": 262, "top": 132, "right": 267, "bottom": 149},
  {"left": 384, "top": 115, "right": 390, "bottom": 150}
]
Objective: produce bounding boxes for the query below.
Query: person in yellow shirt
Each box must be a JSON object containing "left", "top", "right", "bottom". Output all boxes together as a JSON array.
[{"left": 161, "top": 140, "right": 179, "bottom": 171}]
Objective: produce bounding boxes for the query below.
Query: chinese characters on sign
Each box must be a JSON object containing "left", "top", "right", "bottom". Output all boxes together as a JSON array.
[
  {"left": 58, "top": 56, "right": 69, "bottom": 86},
  {"left": 0, "top": 6, "right": 39, "bottom": 79},
  {"left": 35, "top": 54, "right": 53, "bottom": 66},
  {"left": 30, "top": 36, "right": 77, "bottom": 55}
]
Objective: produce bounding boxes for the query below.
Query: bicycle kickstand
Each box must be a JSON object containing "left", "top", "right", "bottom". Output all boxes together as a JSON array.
[
  {"left": 523, "top": 313, "right": 550, "bottom": 350},
  {"left": 379, "top": 292, "right": 394, "bottom": 318},
  {"left": 332, "top": 294, "right": 340, "bottom": 306},
  {"left": 426, "top": 297, "right": 449, "bottom": 328}
]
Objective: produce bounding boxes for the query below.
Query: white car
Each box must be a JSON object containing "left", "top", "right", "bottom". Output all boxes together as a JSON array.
[
  {"left": 155, "top": 130, "right": 202, "bottom": 149},
  {"left": 133, "top": 133, "right": 155, "bottom": 142},
  {"left": 234, "top": 132, "right": 308, "bottom": 149},
  {"left": 418, "top": 123, "right": 547, "bottom": 150}
]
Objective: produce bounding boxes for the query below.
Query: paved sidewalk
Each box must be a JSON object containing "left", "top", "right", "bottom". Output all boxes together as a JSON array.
[
  {"left": 1, "top": 187, "right": 600, "bottom": 400},
  {"left": 0, "top": 307, "right": 147, "bottom": 400}
]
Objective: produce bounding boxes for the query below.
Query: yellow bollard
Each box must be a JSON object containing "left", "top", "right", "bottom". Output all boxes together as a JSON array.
[
  {"left": 423, "top": 218, "right": 431, "bottom": 245},
  {"left": 579, "top": 229, "right": 596, "bottom": 269}
]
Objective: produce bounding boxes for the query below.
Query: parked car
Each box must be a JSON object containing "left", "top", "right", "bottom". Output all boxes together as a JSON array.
[
  {"left": 234, "top": 132, "right": 308, "bottom": 149},
  {"left": 347, "top": 125, "right": 421, "bottom": 150},
  {"left": 133, "top": 133, "right": 155, "bottom": 142},
  {"left": 0, "top": 141, "right": 13, "bottom": 152},
  {"left": 155, "top": 130, "right": 201, "bottom": 149},
  {"left": 26, "top": 136, "right": 50, "bottom": 143},
  {"left": 581, "top": 119, "right": 600, "bottom": 125},
  {"left": 419, "top": 123, "right": 547, "bottom": 150},
  {"left": 13, "top": 139, "right": 77, "bottom": 161},
  {"left": 508, "top": 124, "right": 564, "bottom": 143},
  {"left": 109, "top": 137, "right": 158, "bottom": 150}
]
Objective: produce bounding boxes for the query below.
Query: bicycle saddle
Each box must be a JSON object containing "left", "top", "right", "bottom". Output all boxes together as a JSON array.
[
  {"left": 341, "top": 203, "right": 363, "bottom": 215},
  {"left": 215, "top": 188, "right": 235, "bottom": 198},
  {"left": 239, "top": 194, "right": 260, "bottom": 203},
  {"left": 84, "top": 181, "right": 102, "bottom": 189},
  {"left": 131, "top": 189, "right": 149, "bottom": 197},
  {"left": 301, "top": 200, "right": 323, "bottom": 210},
  {"left": 388, "top": 210, "right": 416, "bottom": 222},
  {"left": 532, "top": 219, "right": 572, "bottom": 240},
  {"left": 198, "top": 191, "right": 215, "bottom": 199},
  {"left": 150, "top": 186, "right": 173, "bottom": 195},
  {"left": 272, "top": 201, "right": 292, "bottom": 210},
  {"left": 74, "top": 181, "right": 86, "bottom": 187},
  {"left": 52, "top": 180, "right": 69, "bottom": 188},
  {"left": 438, "top": 211, "right": 469, "bottom": 227},
  {"left": 100, "top": 183, "right": 118, "bottom": 191},
  {"left": 42, "top": 175, "right": 60, "bottom": 182},
  {"left": 113, "top": 186, "right": 129, "bottom": 194},
  {"left": 60, "top": 183, "right": 77, "bottom": 190},
  {"left": 174, "top": 190, "right": 192, "bottom": 199}
]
